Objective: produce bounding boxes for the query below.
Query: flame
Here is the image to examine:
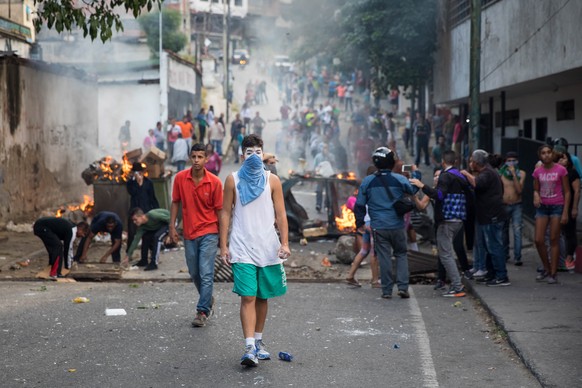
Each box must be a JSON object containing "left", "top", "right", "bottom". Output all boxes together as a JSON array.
[
  {"left": 336, "top": 172, "right": 357, "bottom": 180},
  {"left": 335, "top": 204, "right": 356, "bottom": 232},
  {"left": 55, "top": 195, "right": 94, "bottom": 218},
  {"left": 96, "top": 154, "right": 134, "bottom": 182}
]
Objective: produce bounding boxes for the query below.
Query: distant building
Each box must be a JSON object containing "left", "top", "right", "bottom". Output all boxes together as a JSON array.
[{"left": 0, "top": 0, "right": 36, "bottom": 57}]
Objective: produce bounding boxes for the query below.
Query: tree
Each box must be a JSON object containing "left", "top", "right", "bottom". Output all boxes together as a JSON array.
[
  {"left": 33, "top": 0, "right": 161, "bottom": 42},
  {"left": 138, "top": 9, "right": 187, "bottom": 56},
  {"left": 284, "top": 0, "right": 437, "bottom": 98}
]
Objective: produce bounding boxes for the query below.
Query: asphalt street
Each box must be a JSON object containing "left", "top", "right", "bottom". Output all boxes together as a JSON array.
[{"left": 0, "top": 282, "right": 539, "bottom": 387}]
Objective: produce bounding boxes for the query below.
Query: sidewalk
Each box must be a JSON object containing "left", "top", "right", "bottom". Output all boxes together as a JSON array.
[{"left": 399, "top": 134, "right": 582, "bottom": 388}]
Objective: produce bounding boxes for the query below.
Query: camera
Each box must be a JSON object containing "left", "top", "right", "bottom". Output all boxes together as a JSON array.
[{"left": 402, "top": 165, "right": 413, "bottom": 173}]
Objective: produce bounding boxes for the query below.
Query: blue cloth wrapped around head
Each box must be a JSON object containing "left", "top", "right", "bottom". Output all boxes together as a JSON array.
[{"left": 237, "top": 153, "right": 266, "bottom": 206}]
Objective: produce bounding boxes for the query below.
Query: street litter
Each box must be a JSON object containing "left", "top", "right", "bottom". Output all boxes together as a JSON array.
[
  {"left": 453, "top": 301, "right": 462, "bottom": 308},
  {"left": 72, "top": 297, "right": 90, "bottom": 303},
  {"left": 393, "top": 344, "right": 400, "bottom": 349},
  {"left": 299, "top": 238, "right": 308, "bottom": 246},
  {"left": 68, "top": 369, "right": 77, "bottom": 373},
  {"left": 278, "top": 351, "right": 293, "bottom": 361},
  {"left": 129, "top": 284, "right": 139, "bottom": 288},
  {"left": 321, "top": 257, "right": 332, "bottom": 267},
  {"left": 105, "top": 308, "right": 127, "bottom": 316},
  {"left": 17, "top": 259, "right": 30, "bottom": 267},
  {"left": 30, "top": 286, "right": 47, "bottom": 292}
]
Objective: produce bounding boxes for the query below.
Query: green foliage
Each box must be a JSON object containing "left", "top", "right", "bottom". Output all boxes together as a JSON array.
[
  {"left": 138, "top": 9, "right": 187, "bottom": 56},
  {"left": 285, "top": 0, "right": 437, "bottom": 91},
  {"left": 33, "top": 0, "right": 162, "bottom": 42}
]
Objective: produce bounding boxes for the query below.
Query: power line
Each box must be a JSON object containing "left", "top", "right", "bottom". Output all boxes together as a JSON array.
[{"left": 479, "top": 0, "right": 571, "bottom": 85}]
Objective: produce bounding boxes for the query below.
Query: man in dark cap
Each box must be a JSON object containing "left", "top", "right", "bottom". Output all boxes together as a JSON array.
[
  {"left": 126, "top": 162, "right": 159, "bottom": 254},
  {"left": 354, "top": 147, "right": 419, "bottom": 299}
]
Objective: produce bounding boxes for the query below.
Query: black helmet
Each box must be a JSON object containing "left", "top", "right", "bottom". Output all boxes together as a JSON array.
[
  {"left": 552, "top": 137, "right": 569, "bottom": 147},
  {"left": 372, "top": 147, "right": 395, "bottom": 170}
]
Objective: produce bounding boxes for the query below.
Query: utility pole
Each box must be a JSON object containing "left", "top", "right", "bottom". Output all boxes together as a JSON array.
[
  {"left": 223, "top": 0, "right": 231, "bottom": 123},
  {"left": 469, "top": 0, "right": 481, "bottom": 152}
]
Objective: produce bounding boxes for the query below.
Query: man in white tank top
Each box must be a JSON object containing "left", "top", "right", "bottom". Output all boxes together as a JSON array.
[{"left": 219, "top": 134, "right": 290, "bottom": 367}]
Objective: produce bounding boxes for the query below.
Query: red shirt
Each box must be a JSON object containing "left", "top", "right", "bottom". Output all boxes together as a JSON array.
[{"left": 172, "top": 168, "right": 223, "bottom": 240}]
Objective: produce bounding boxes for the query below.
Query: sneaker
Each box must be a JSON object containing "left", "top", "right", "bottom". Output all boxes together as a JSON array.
[
  {"left": 345, "top": 278, "right": 362, "bottom": 287},
  {"left": 463, "top": 270, "right": 474, "bottom": 279},
  {"left": 565, "top": 257, "right": 576, "bottom": 271},
  {"left": 381, "top": 294, "right": 392, "bottom": 299},
  {"left": 442, "top": 287, "right": 466, "bottom": 297},
  {"left": 486, "top": 278, "right": 511, "bottom": 287},
  {"left": 240, "top": 345, "right": 258, "bottom": 367},
  {"left": 514, "top": 260, "right": 523, "bottom": 267},
  {"left": 433, "top": 280, "right": 446, "bottom": 290},
  {"left": 255, "top": 340, "right": 271, "bottom": 360},
  {"left": 473, "top": 269, "right": 488, "bottom": 278},
  {"left": 144, "top": 264, "right": 158, "bottom": 271},
  {"left": 192, "top": 311, "right": 208, "bottom": 327},
  {"left": 133, "top": 259, "right": 148, "bottom": 267},
  {"left": 397, "top": 290, "right": 410, "bottom": 299},
  {"left": 476, "top": 276, "right": 494, "bottom": 284},
  {"left": 536, "top": 271, "right": 549, "bottom": 282},
  {"left": 547, "top": 276, "right": 558, "bottom": 284}
]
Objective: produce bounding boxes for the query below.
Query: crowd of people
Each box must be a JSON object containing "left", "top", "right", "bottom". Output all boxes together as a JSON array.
[
  {"left": 346, "top": 134, "right": 580, "bottom": 298},
  {"left": 33, "top": 134, "right": 289, "bottom": 369}
]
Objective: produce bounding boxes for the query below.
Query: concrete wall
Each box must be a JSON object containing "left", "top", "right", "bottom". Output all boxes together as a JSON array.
[
  {"left": 435, "top": 0, "right": 582, "bottom": 101},
  {"left": 97, "top": 83, "right": 160, "bottom": 156},
  {"left": 0, "top": 56, "right": 98, "bottom": 223},
  {"left": 435, "top": 0, "right": 582, "bottom": 146}
]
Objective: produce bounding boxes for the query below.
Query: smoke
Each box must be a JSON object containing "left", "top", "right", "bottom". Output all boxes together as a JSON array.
[{"left": 36, "top": 14, "right": 162, "bottom": 160}]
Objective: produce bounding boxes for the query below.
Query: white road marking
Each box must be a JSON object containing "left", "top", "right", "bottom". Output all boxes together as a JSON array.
[{"left": 409, "top": 287, "right": 439, "bottom": 388}]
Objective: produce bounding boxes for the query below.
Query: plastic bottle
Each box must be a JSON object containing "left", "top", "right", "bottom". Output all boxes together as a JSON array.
[{"left": 278, "top": 352, "right": 293, "bottom": 362}]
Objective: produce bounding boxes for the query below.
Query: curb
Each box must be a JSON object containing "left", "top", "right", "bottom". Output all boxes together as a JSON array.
[{"left": 462, "top": 278, "right": 548, "bottom": 388}]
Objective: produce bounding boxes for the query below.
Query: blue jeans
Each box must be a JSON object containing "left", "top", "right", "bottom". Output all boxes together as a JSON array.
[
  {"left": 503, "top": 203, "right": 523, "bottom": 262},
  {"left": 476, "top": 221, "right": 507, "bottom": 280},
  {"left": 183, "top": 234, "right": 218, "bottom": 314},
  {"left": 373, "top": 229, "right": 409, "bottom": 295},
  {"left": 175, "top": 160, "right": 186, "bottom": 172},
  {"left": 211, "top": 139, "right": 223, "bottom": 156}
]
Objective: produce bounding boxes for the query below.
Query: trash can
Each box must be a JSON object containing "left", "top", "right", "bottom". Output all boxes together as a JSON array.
[{"left": 93, "top": 181, "right": 130, "bottom": 230}]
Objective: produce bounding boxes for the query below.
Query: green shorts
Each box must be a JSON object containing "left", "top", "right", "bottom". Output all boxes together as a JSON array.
[{"left": 232, "top": 263, "right": 287, "bottom": 299}]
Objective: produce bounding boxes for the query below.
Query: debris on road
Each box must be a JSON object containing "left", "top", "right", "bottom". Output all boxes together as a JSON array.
[
  {"left": 72, "top": 297, "right": 90, "bottom": 303},
  {"left": 105, "top": 308, "right": 127, "bottom": 316}
]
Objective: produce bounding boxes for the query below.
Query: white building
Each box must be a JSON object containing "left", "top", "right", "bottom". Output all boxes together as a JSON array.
[
  {"left": 434, "top": 0, "right": 582, "bottom": 154},
  {"left": 190, "top": 0, "right": 248, "bottom": 18}
]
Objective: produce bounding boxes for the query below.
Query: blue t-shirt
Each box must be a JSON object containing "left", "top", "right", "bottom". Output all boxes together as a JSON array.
[{"left": 91, "top": 211, "right": 123, "bottom": 240}]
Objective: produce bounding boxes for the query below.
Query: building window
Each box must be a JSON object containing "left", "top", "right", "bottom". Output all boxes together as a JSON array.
[
  {"left": 448, "top": 0, "right": 501, "bottom": 27},
  {"left": 536, "top": 117, "right": 548, "bottom": 142},
  {"left": 556, "top": 99, "right": 575, "bottom": 121},
  {"left": 495, "top": 109, "right": 519, "bottom": 127},
  {"left": 523, "top": 119, "right": 532, "bottom": 139},
  {"left": 235, "top": 0, "right": 242, "bottom": 5}
]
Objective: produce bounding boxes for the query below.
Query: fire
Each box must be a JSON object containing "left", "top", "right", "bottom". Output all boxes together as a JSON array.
[
  {"left": 96, "top": 153, "right": 134, "bottom": 182},
  {"left": 335, "top": 204, "right": 356, "bottom": 232},
  {"left": 55, "top": 195, "right": 94, "bottom": 218},
  {"left": 336, "top": 172, "right": 357, "bottom": 180}
]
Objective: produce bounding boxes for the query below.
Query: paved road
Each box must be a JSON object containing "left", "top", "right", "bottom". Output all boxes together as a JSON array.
[{"left": 0, "top": 282, "right": 538, "bottom": 387}]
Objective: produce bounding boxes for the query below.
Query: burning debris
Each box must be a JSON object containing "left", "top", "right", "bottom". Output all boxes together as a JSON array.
[
  {"left": 81, "top": 147, "right": 166, "bottom": 186},
  {"left": 55, "top": 195, "right": 95, "bottom": 221},
  {"left": 81, "top": 154, "right": 134, "bottom": 185},
  {"left": 335, "top": 205, "right": 356, "bottom": 233}
]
